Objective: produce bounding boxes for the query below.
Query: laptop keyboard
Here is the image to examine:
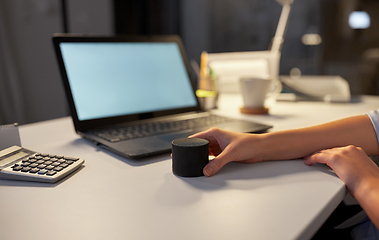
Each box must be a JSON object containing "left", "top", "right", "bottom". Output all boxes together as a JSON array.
[{"left": 92, "top": 115, "right": 234, "bottom": 142}]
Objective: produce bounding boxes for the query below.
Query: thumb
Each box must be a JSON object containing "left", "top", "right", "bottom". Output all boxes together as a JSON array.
[
  {"left": 303, "top": 157, "right": 313, "bottom": 166},
  {"left": 203, "top": 149, "right": 233, "bottom": 177}
]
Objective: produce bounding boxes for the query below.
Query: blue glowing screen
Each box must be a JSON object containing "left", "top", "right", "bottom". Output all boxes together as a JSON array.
[{"left": 60, "top": 42, "right": 197, "bottom": 121}]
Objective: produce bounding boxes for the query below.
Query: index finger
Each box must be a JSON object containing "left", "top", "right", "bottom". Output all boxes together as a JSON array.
[
  {"left": 190, "top": 127, "right": 228, "bottom": 139},
  {"left": 190, "top": 128, "right": 225, "bottom": 156},
  {"left": 189, "top": 128, "right": 213, "bottom": 139}
]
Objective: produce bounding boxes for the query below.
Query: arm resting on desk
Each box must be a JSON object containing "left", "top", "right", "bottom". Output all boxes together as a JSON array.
[
  {"left": 304, "top": 145, "right": 379, "bottom": 229},
  {"left": 191, "top": 114, "right": 379, "bottom": 176},
  {"left": 261, "top": 114, "right": 379, "bottom": 160},
  {"left": 191, "top": 114, "right": 379, "bottom": 227}
]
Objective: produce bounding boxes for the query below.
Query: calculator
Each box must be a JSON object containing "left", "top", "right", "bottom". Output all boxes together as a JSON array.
[{"left": 0, "top": 146, "right": 84, "bottom": 183}]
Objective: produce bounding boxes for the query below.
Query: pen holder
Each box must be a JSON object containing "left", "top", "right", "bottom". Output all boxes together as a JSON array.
[
  {"left": 172, "top": 138, "right": 209, "bottom": 177},
  {"left": 196, "top": 89, "right": 218, "bottom": 110}
]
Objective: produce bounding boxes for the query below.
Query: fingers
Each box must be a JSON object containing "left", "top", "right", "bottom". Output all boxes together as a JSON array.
[
  {"left": 190, "top": 128, "right": 228, "bottom": 157},
  {"left": 303, "top": 152, "right": 326, "bottom": 166},
  {"left": 191, "top": 128, "right": 255, "bottom": 177},
  {"left": 203, "top": 149, "right": 234, "bottom": 177},
  {"left": 303, "top": 145, "right": 364, "bottom": 166},
  {"left": 192, "top": 128, "right": 238, "bottom": 177},
  {"left": 303, "top": 148, "right": 337, "bottom": 166},
  {"left": 172, "top": 128, "right": 234, "bottom": 177},
  {"left": 189, "top": 127, "right": 222, "bottom": 139}
]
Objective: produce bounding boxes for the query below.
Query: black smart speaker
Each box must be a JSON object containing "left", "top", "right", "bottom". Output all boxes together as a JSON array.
[{"left": 172, "top": 138, "right": 209, "bottom": 177}]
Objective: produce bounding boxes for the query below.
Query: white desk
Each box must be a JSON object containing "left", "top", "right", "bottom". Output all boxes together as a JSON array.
[{"left": 1, "top": 94, "right": 379, "bottom": 240}]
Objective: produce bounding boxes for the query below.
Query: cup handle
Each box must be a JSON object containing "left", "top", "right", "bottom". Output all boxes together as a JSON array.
[{"left": 267, "top": 79, "right": 282, "bottom": 98}]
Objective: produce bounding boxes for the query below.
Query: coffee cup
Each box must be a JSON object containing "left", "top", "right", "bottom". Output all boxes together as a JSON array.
[{"left": 239, "top": 77, "right": 282, "bottom": 114}]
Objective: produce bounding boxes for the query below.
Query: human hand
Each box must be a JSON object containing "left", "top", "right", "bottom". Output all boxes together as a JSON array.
[
  {"left": 303, "top": 145, "right": 379, "bottom": 197},
  {"left": 189, "top": 128, "right": 264, "bottom": 177}
]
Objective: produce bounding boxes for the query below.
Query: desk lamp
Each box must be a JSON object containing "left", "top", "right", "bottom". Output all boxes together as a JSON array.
[{"left": 206, "top": 0, "right": 293, "bottom": 94}]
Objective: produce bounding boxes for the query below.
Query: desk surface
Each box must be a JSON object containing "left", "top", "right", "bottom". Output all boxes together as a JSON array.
[{"left": 1, "top": 94, "right": 379, "bottom": 240}]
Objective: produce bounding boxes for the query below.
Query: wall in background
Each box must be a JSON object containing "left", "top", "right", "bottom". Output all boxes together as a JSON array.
[
  {"left": 2, "top": 0, "right": 379, "bottom": 125},
  {"left": 180, "top": 0, "right": 211, "bottom": 67},
  {"left": 321, "top": 0, "right": 379, "bottom": 94},
  {"left": 0, "top": 0, "right": 113, "bottom": 125},
  {"left": 0, "top": 0, "right": 65, "bottom": 125},
  {"left": 180, "top": 0, "right": 379, "bottom": 95}
]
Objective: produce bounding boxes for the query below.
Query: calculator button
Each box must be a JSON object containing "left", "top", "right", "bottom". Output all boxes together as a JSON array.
[
  {"left": 45, "top": 165, "right": 54, "bottom": 170},
  {"left": 35, "top": 156, "right": 43, "bottom": 160},
  {"left": 49, "top": 154, "right": 56, "bottom": 158},
  {"left": 58, "top": 159, "right": 66, "bottom": 163},
  {"left": 56, "top": 155, "right": 64, "bottom": 159},
  {"left": 21, "top": 167, "right": 31, "bottom": 172},
  {"left": 21, "top": 162, "right": 31, "bottom": 167},
  {"left": 38, "top": 164, "right": 47, "bottom": 169},
  {"left": 12, "top": 166, "right": 23, "bottom": 171},
  {"left": 40, "top": 153, "right": 49, "bottom": 157},
  {"left": 60, "top": 163, "right": 69, "bottom": 168},
  {"left": 22, "top": 158, "right": 29, "bottom": 163},
  {"left": 46, "top": 171, "right": 57, "bottom": 176},
  {"left": 29, "top": 168, "right": 39, "bottom": 174},
  {"left": 66, "top": 161, "right": 74, "bottom": 165},
  {"left": 29, "top": 163, "right": 39, "bottom": 168},
  {"left": 52, "top": 162, "right": 60, "bottom": 167},
  {"left": 42, "top": 157, "right": 50, "bottom": 161},
  {"left": 49, "top": 158, "right": 58, "bottom": 162},
  {"left": 36, "top": 160, "right": 44, "bottom": 164},
  {"left": 64, "top": 156, "right": 79, "bottom": 161},
  {"left": 38, "top": 170, "right": 48, "bottom": 175},
  {"left": 44, "top": 161, "right": 53, "bottom": 166},
  {"left": 28, "top": 159, "right": 37, "bottom": 163},
  {"left": 54, "top": 167, "right": 63, "bottom": 172}
]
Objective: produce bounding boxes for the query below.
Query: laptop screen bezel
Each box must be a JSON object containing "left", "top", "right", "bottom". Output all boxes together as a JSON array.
[{"left": 52, "top": 34, "right": 202, "bottom": 132}]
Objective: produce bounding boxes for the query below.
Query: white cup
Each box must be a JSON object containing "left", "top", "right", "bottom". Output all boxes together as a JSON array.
[{"left": 240, "top": 77, "right": 282, "bottom": 109}]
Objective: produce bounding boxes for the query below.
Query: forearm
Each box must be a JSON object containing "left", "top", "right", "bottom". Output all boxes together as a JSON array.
[
  {"left": 259, "top": 115, "right": 379, "bottom": 161},
  {"left": 354, "top": 177, "right": 379, "bottom": 229}
]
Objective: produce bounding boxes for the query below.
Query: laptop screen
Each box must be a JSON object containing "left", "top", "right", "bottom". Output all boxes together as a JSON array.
[{"left": 59, "top": 42, "right": 198, "bottom": 121}]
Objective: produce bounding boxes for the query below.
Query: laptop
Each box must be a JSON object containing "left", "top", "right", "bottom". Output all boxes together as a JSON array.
[{"left": 52, "top": 34, "right": 272, "bottom": 159}]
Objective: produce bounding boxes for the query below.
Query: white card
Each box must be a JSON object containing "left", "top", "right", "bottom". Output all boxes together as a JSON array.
[{"left": 0, "top": 124, "right": 21, "bottom": 151}]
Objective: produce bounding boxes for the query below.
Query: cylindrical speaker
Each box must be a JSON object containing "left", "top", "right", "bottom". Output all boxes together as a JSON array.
[{"left": 172, "top": 138, "right": 209, "bottom": 177}]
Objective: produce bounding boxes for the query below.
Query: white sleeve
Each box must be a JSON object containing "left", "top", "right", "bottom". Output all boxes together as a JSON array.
[{"left": 366, "top": 110, "right": 379, "bottom": 146}]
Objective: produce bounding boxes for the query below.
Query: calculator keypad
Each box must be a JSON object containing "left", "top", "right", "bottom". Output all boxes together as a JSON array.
[{"left": 11, "top": 153, "right": 80, "bottom": 176}]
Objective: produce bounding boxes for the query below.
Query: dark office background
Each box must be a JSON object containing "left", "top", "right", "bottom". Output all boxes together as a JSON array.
[{"left": 0, "top": 0, "right": 379, "bottom": 125}]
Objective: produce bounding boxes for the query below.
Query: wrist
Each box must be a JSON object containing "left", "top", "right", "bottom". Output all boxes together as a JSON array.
[
  {"left": 352, "top": 176, "right": 379, "bottom": 228},
  {"left": 353, "top": 175, "right": 379, "bottom": 201}
]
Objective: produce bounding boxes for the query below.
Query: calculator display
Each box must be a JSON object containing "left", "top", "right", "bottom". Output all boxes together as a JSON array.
[{"left": 0, "top": 151, "right": 30, "bottom": 167}]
